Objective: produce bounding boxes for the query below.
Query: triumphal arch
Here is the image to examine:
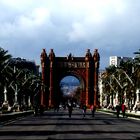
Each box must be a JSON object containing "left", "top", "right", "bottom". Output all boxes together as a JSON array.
[{"left": 40, "top": 48, "right": 100, "bottom": 108}]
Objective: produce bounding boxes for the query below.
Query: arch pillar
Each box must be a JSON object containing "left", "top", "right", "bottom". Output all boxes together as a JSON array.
[
  {"left": 93, "top": 49, "right": 100, "bottom": 106},
  {"left": 85, "top": 49, "right": 92, "bottom": 106},
  {"left": 40, "top": 49, "right": 47, "bottom": 107},
  {"left": 49, "top": 49, "right": 55, "bottom": 107}
]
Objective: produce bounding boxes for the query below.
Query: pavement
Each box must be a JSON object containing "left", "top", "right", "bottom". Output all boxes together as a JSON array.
[
  {"left": 1, "top": 108, "right": 140, "bottom": 124},
  {"left": 0, "top": 110, "right": 33, "bottom": 124},
  {"left": 98, "top": 108, "right": 140, "bottom": 120},
  {"left": 1, "top": 109, "right": 140, "bottom": 139}
]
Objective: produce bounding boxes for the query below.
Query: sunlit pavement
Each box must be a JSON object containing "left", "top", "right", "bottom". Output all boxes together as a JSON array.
[
  {"left": 99, "top": 108, "right": 140, "bottom": 120},
  {"left": 0, "top": 109, "right": 140, "bottom": 140}
]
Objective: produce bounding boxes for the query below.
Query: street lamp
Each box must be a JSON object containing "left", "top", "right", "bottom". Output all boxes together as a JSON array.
[
  {"left": 1, "top": 61, "right": 11, "bottom": 113},
  {"left": 2, "top": 86, "right": 8, "bottom": 105}
]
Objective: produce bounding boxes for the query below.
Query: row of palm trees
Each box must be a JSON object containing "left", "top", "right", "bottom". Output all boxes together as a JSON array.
[
  {"left": 100, "top": 49, "right": 140, "bottom": 111},
  {"left": 0, "top": 47, "right": 41, "bottom": 113}
]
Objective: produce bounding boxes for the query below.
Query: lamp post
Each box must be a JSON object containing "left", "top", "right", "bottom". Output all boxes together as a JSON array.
[
  {"left": 1, "top": 61, "right": 10, "bottom": 111},
  {"left": 2, "top": 86, "right": 9, "bottom": 106},
  {"left": 14, "top": 84, "right": 18, "bottom": 104},
  {"left": 133, "top": 89, "right": 140, "bottom": 110},
  {"left": 4, "top": 86, "right": 7, "bottom": 103}
]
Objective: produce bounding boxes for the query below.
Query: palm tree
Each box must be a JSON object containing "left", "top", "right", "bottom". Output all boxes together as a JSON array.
[
  {"left": 0, "top": 47, "right": 12, "bottom": 106},
  {"left": 0, "top": 47, "right": 11, "bottom": 66},
  {"left": 0, "top": 47, "right": 12, "bottom": 83}
]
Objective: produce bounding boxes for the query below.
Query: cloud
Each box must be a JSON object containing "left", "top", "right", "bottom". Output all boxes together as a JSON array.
[
  {"left": 0, "top": 0, "right": 140, "bottom": 69},
  {"left": 67, "top": 23, "right": 86, "bottom": 42}
]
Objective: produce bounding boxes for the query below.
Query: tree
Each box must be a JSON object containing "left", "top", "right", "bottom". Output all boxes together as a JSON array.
[
  {"left": 0, "top": 47, "right": 12, "bottom": 84},
  {"left": 133, "top": 49, "right": 140, "bottom": 87},
  {"left": 0, "top": 47, "right": 11, "bottom": 66},
  {"left": 0, "top": 47, "right": 41, "bottom": 111},
  {"left": 0, "top": 47, "right": 12, "bottom": 105},
  {"left": 105, "top": 65, "right": 116, "bottom": 75}
]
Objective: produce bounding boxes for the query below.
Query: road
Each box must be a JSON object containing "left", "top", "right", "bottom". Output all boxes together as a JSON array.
[{"left": 0, "top": 108, "right": 140, "bottom": 140}]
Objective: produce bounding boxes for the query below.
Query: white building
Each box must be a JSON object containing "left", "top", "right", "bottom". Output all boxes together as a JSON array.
[{"left": 109, "top": 56, "right": 133, "bottom": 67}]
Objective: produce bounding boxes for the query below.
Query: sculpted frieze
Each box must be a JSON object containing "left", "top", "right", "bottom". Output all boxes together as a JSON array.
[{"left": 57, "top": 62, "right": 87, "bottom": 68}]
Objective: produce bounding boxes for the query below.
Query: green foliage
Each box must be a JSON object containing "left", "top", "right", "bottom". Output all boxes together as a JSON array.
[
  {"left": 0, "top": 47, "right": 41, "bottom": 109},
  {"left": 119, "top": 60, "right": 133, "bottom": 75},
  {"left": 0, "top": 47, "right": 12, "bottom": 65},
  {"left": 105, "top": 65, "right": 116, "bottom": 74}
]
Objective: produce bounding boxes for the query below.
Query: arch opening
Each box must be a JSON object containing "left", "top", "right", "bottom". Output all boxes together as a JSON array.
[{"left": 59, "top": 75, "right": 83, "bottom": 107}]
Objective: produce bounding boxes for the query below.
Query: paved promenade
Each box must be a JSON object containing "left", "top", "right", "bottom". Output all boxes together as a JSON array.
[
  {"left": 0, "top": 108, "right": 140, "bottom": 139},
  {"left": 99, "top": 108, "right": 140, "bottom": 120}
]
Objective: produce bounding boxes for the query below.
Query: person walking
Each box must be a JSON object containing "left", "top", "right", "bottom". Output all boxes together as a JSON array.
[
  {"left": 34, "top": 105, "right": 38, "bottom": 116},
  {"left": 90, "top": 104, "right": 96, "bottom": 117},
  {"left": 82, "top": 104, "right": 87, "bottom": 118},
  {"left": 39, "top": 105, "right": 44, "bottom": 115},
  {"left": 121, "top": 103, "right": 126, "bottom": 118},
  {"left": 116, "top": 104, "right": 121, "bottom": 118},
  {"left": 67, "top": 102, "right": 73, "bottom": 118}
]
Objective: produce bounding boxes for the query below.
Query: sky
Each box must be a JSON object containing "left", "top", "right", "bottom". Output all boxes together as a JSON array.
[{"left": 0, "top": 0, "right": 140, "bottom": 69}]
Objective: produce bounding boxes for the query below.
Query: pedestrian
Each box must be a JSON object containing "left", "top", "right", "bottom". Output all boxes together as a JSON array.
[
  {"left": 67, "top": 102, "right": 73, "bottom": 118},
  {"left": 54, "top": 104, "right": 59, "bottom": 112},
  {"left": 116, "top": 104, "right": 121, "bottom": 118},
  {"left": 39, "top": 105, "right": 44, "bottom": 115},
  {"left": 34, "top": 105, "right": 38, "bottom": 116},
  {"left": 121, "top": 103, "right": 126, "bottom": 118},
  {"left": 90, "top": 104, "right": 96, "bottom": 117},
  {"left": 135, "top": 105, "right": 138, "bottom": 113},
  {"left": 82, "top": 104, "right": 87, "bottom": 118}
]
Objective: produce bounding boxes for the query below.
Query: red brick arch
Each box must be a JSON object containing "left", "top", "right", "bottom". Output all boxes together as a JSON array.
[{"left": 40, "top": 49, "right": 100, "bottom": 108}]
